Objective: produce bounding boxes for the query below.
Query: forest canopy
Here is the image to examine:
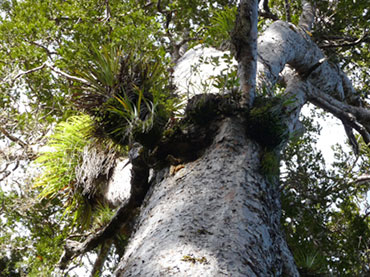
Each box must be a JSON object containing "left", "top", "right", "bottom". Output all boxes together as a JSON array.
[{"left": 0, "top": 0, "right": 369, "bottom": 276}]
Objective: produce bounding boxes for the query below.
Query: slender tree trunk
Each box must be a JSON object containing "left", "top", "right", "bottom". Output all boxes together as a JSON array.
[{"left": 114, "top": 117, "right": 298, "bottom": 276}]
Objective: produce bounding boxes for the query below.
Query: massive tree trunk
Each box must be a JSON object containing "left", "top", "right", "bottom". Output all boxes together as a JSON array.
[
  {"left": 112, "top": 20, "right": 369, "bottom": 277},
  {"left": 114, "top": 117, "right": 298, "bottom": 276},
  {"left": 59, "top": 2, "right": 369, "bottom": 275}
]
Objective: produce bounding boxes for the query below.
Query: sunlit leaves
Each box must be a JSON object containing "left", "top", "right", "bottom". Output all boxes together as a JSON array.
[
  {"left": 204, "top": 6, "right": 237, "bottom": 48},
  {"left": 282, "top": 115, "right": 370, "bottom": 275},
  {"left": 0, "top": 0, "right": 369, "bottom": 275},
  {"left": 34, "top": 115, "right": 93, "bottom": 218}
]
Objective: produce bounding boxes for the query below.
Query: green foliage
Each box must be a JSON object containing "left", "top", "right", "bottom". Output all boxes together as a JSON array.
[
  {"left": 0, "top": 0, "right": 369, "bottom": 275},
  {"left": 260, "top": 150, "right": 280, "bottom": 184},
  {"left": 282, "top": 115, "right": 370, "bottom": 275},
  {"left": 34, "top": 114, "right": 94, "bottom": 228},
  {"left": 78, "top": 45, "right": 122, "bottom": 95},
  {"left": 186, "top": 94, "right": 222, "bottom": 125},
  {"left": 73, "top": 44, "right": 174, "bottom": 148},
  {"left": 0, "top": 251, "right": 22, "bottom": 277},
  {"left": 93, "top": 203, "right": 116, "bottom": 229},
  {"left": 246, "top": 96, "right": 290, "bottom": 149},
  {"left": 268, "top": 0, "right": 302, "bottom": 24},
  {"left": 313, "top": 0, "right": 370, "bottom": 84},
  {"left": 294, "top": 246, "right": 327, "bottom": 275},
  {"left": 204, "top": 6, "right": 237, "bottom": 48},
  {"left": 208, "top": 53, "right": 239, "bottom": 92},
  {"left": 76, "top": 47, "right": 175, "bottom": 147},
  {"left": 0, "top": 187, "right": 70, "bottom": 275}
]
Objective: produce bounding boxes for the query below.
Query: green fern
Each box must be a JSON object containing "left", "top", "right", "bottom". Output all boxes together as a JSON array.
[{"left": 34, "top": 114, "right": 94, "bottom": 228}]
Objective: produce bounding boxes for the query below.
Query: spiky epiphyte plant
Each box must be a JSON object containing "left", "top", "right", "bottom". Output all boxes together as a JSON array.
[
  {"left": 294, "top": 247, "right": 327, "bottom": 275},
  {"left": 73, "top": 45, "right": 176, "bottom": 147}
]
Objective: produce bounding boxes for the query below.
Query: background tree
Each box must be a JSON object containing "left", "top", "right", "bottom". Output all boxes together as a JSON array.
[{"left": 0, "top": 0, "right": 369, "bottom": 276}]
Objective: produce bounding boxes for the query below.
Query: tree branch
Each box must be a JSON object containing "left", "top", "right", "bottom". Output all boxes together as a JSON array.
[
  {"left": 298, "top": 0, "right": 315, "bottom": 32},
  {"left": 259, "top": 0, "right": 279, "bottom": 21},
  {"left": 47, "top": 64, "right": 90, "bottom": 84},
  {"left": 0, "top": 126, "right": 37, "bottom": 160},
  {"left": 59, "top": 193, "right": 135, "bottom": 270},
  {"left": 4, "top": 63, "right": 47, "bottom": 84},
  {"left": 305, "top": 81, "right": 370, "bottom": 146},
  {"left": 256, "top": 20, "right": 369, "bottom": 151},
  {"left": 231, "top": 0, "right": 258, "bottom": 107},
  {"left": 90, "top": 240, "right": 112, "bottom": 277},
  {"left": 1, "top": 62, "right": 89, "bottom": 86},
  {"left": 104, "top": 0, "right": 111, "bottom": 23},
  {"left": 257, "top": 21, "right": 361, "bottom": 103},
  {"left": 284, "top": 0, "right": 291, "bottom": 22},
  {"left": 356, "top": 174, "right": 370, "bottom": 184},
  {"left": 319, "top": 32, "right": 369, "bottom": 49},
  {"left": 0, "top": 126, "right": 28, "bottom": 149},
  {"left": 25, "top": 39, "right": 58, "bottom": 57}
]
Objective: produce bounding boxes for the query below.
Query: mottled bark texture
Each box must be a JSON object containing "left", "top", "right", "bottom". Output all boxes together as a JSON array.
[
  {"left": 114, "top": 118, "right": 298, "bottom": 276},
  {"left": 112, "top": 17, "right": 370, "bottom": 277},
  {"left": 62, "top": 2, "right": 370, "bottom": 274},
  {"left": 231, "top": 0, "right": 258, "bottom": 107},
  {"left": 256, "top": 20, "right": 370, "bottom": 146}
]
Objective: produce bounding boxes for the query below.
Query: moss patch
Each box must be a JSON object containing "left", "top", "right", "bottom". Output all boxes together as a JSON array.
[
  {"left": 246, "top": 96, "right": 289, "bottom": 149},
  {"left": 260, "top": 150, "right": 280, "bottom": 184}
]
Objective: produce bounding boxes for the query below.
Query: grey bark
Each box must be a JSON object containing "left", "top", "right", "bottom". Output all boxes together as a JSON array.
[
  {"left": 231, "top": 0, "right": 258, "bottom": 107},
  {"left": 112, "top": 16, "right": 370, "bottom": 277},
  {"left": 63, "top": 4, "right": 370, "bottom": 275},
  {"left": 298, "top": 0, "right": 314, "bottom": 32},
  {"left": 257, "top": 20, "right": 350, "bottom": 101},
  {"left": 256, "top": 20, "right": 370, "bottom": 146},
  {"left": 114, "top": 118, "right": 298, "bottom": 276}
]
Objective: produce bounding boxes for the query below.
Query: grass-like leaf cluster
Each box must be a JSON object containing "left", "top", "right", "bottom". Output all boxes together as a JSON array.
[
  {"left": 73, "top": 45, "right": 176, "bottom": 147},
  {"left": 204, "top": 6, "right": 237, "bottom": 48}
]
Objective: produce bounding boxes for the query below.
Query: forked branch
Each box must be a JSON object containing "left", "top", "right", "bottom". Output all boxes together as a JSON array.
[
  {"left": 1, "top": 62, "right": 89, "bottom": 86},
  {"left": 307, "top": 84, "right": 370, "bottom": 146}
]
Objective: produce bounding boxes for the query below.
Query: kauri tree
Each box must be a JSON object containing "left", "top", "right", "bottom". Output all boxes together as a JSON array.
[{"left": 0, "top": 0, "right": 369, "bottom": 276}]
